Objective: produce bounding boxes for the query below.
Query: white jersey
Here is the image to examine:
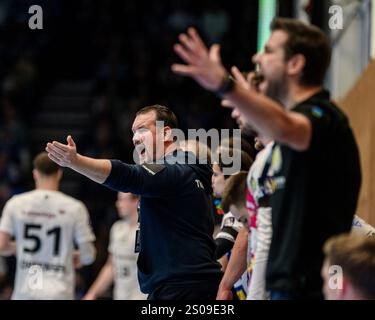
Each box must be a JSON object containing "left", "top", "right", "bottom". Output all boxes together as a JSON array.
[
  {"left": 246, "top": 142, "right": 274, "bottom": 300},
  {"left": 216, "top": 212, "right": 247, "bottom": 299},
  {"left": 216, "top": 212, "right": 243, "bottom": 243},
  {"left": 247, "top": 142, "right": 275, "bottom": 205},
  {"left": 351, "top": 215, "right": 375, "bottom": 239},
  {"left": 108, "top": 220, "right": 146, "bottom": 300},
  {"left": 0, "top": 190, "right": 95, "bottom": 300},
  {"left": 247, "top": 207, "right": 272, "bottom": 300}
]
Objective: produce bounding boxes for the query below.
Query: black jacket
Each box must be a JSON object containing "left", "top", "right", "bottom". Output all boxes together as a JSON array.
[{"left": 103, "top": 150, "right": 222, "bottom": 294}]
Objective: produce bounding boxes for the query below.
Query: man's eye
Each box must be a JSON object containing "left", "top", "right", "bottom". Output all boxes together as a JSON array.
[{"left": 135, "top": 128, "right": 148, "bottom": 135}]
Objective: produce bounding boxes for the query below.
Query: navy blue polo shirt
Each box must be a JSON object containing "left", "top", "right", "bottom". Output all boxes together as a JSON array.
[{"left": 103, "top": 150, "right": 222, "bottom": 294}]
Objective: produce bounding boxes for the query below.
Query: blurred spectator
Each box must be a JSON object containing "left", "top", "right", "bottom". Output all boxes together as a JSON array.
[{"left": 322, "top": 233, "right": 375, "bottom": 300}]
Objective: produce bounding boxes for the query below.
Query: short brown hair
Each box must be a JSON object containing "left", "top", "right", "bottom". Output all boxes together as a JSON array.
[
  {"left": 219, "top": 136, "right": 255, "bottom": 160},
  {"left": 221, "top": 171, "right": 248, "bottom": 213},
  {"left": 323, "top": 233, "right": 375, "bottom": 299},
  {"left": 271, "top": 17, "right": 331, "bottom": 86},
  {"left": 183, "top": 139, "right": 212, "bottom": 164},
  {"left": 216, "top": 148, "right": 253, "bottom": 178},
  {"left": 136, "top": 104, "right": 178, "bottom": 129},
  {"left": 33, "top": 152, "right": 60, "bottom": 175}
]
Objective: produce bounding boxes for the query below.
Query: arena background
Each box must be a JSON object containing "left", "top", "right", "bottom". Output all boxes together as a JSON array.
[{"left": 0, "top": 0, "right": 374, "bottom": 299}]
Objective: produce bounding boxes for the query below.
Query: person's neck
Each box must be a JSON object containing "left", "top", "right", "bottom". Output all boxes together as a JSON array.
[
  {"left": 163, "top": 142, "right": 178, "bottom": 157},
  {"left": 283, "top": 84, "right": 323, "bottom": 110},
  {"left": 123, "top": 214, "right": 138, "bottom": 226},
  {"left": 35, "top": 180, "right": 59, "bottom": 191}
]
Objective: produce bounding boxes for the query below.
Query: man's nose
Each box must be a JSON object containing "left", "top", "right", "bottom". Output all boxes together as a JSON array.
[
  {"left": 252, "top": 52, "right": 261, "bottom": 65},
  {"left": 133, "top": 133, "right": 141, "bottom": 146},
  {"left": 231, "top": 108, "right": 240, "bottom": 120}
]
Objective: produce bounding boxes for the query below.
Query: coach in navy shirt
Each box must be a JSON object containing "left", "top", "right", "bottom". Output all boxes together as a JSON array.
[{"left": 46, "top": 105, "right": 222, "bottom": 299}]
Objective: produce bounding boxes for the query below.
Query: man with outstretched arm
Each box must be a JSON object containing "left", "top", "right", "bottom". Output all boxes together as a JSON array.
[
  {"left": 46, "top": 105, "right": 222, "bottom": 300},
  {"left": 172, "top": 18, "right": 361, "bottom": 299}
]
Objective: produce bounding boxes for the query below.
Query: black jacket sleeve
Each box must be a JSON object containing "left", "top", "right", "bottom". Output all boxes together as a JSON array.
[
  {"left": 214, "top": 226, "right": 239, "bottom": 259},
  {"left": 102, "top": 160, "right": 180, "bottom": 197}
]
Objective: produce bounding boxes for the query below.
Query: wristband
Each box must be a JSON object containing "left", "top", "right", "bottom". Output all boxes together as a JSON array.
[{"left": 215, "top": 73, "right": 236, "bottom": 98}]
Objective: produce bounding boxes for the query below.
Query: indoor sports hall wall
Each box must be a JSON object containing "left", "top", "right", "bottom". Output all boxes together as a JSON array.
[{"left": 339, "top": 59, "right": 375, "bottom": 226}]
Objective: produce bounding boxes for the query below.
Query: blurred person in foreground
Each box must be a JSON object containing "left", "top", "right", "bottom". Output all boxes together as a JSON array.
[
  {"left": 322, "top": 233, "right": 375, "bottom": 300},
  {"left": 172, "top": 18, "right": 361, "bottom": 300}
]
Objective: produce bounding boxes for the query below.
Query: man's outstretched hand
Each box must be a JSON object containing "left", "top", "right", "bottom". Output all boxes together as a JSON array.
[
  {"left": 172, "top": 27, "right": 227, "bottom": 92},
  {"left": 45, "top": 135, "right": 78, "bottom": 168}
]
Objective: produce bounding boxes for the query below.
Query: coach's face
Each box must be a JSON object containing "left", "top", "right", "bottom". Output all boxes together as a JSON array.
[
  {"left": 231, "top": 108, "right": 254, "bottom": 136},
  {"left": 132, "top": 111, "right": 162, "bottom": 164},
  {"left": 252, "top": 30, "right": 289, "bottom": 103}
]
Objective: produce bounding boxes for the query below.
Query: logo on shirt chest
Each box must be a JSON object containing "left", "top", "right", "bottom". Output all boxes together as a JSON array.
[
  {"left": 195, "top": 179, "right": 205, "bottom": 190},
  {"left": 260, "top": 145, "right": 286, "bottom": 195}
]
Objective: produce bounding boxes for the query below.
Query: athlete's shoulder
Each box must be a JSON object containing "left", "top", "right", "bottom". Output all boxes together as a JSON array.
[
  {"left": 112, "top": 220, "right": 134, "bottom": 234},
  {"left": 111, "top": 219, "right": 125, "bottom": 231},
  {"left": 54, "top": 191, "right": 86, "bottom": 207},
  {"left": 4, "top": 190, "right": 35, "bottom": 206},
  {"left": 221, "top": 212, "right": 243, "bottom": 230}
]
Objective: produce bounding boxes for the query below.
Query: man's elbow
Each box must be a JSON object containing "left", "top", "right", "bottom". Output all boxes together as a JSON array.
[
  {"left": 79, "top": 242, "right": 97, "bottom": 266},
  {"left": 275, "top": 117, "right": 312, "bottom": 152}
]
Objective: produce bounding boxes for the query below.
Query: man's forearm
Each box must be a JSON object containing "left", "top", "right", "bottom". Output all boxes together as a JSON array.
[
  {"left": 85, "top": 261, "right": 114, "bottom": 299},
  {"left": 78, "top": 241, "right": 96, "bottom": 266},
  {"left": 72, "top": 155, "right": 112, "bottom": 184},
  {"left": 218, "top": 228, "right": 248, "bottom": 290},
  {"left": 225, "top": 84, "right": 290, "bottom": 142},
  {"left": 225, "top": 83, "right": 313, "bottom": 151}
]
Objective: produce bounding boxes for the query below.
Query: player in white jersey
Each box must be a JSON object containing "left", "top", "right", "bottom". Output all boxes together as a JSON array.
[
  {"left": 83, "top": 192, "right": 146, "bottom": 300},
  {"left": 212, "top": 149, "right": 253, "bottom": 300},
  {"left": 0, "top": 152, "right": 96, "bottom": 300},
  {"left": 245, "top": 140, "right": 274, "bottom": 300}
]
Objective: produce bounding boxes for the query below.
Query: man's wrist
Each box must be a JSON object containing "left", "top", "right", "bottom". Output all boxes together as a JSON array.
[
  {"left": 215, "top": 72, "right": 236, "bottom": 98},
  {"left": 218, "top": 280, "right": 231, "bottom": 292},
  {"left": 71, "top": 153, "right": 82, "bottom": 170},
  {"left": 86, "top": 291, "right": 96, "bottom": 299}
]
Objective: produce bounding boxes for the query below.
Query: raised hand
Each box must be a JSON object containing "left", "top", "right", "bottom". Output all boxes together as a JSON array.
[
  {"left": 172, "top": 27, "right": 227, "bottom": 92},
  {"left": 45, "top": 135, "right": 78, "bottom": 168},
  {"left": 221, "top": 66, "right": 252, "bottom": 109}
]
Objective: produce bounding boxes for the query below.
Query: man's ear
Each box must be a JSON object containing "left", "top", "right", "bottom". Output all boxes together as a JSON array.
[
  {"left": 32, "top": 169, "right": 38, "bottom": 181},
  {"left": 287, "top": 54, "right": 306, "bottom": 78},
  {"left": 163, "top": 126, "right": 173, "bottom": 142}
]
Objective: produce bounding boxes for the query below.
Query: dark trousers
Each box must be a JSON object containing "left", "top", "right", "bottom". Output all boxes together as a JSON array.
[{"left": 148, "top": 280, "right": 221, "bottom": 300}]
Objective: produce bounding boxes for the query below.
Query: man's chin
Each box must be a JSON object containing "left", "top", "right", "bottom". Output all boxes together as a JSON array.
[
  {"left": 241, "top": 125, "right": 256, "bottom": 137},
  {"left": 259, "top": 80, "right": 269, "bottom": 95}
]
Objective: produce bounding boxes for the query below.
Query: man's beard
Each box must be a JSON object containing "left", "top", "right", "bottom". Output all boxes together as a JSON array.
[
  {"left": 265, "top": 74, "right": 288, "bottom": 106},
  {"left": 241, "top": 124, "right": 256, "bottom": 137}
]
